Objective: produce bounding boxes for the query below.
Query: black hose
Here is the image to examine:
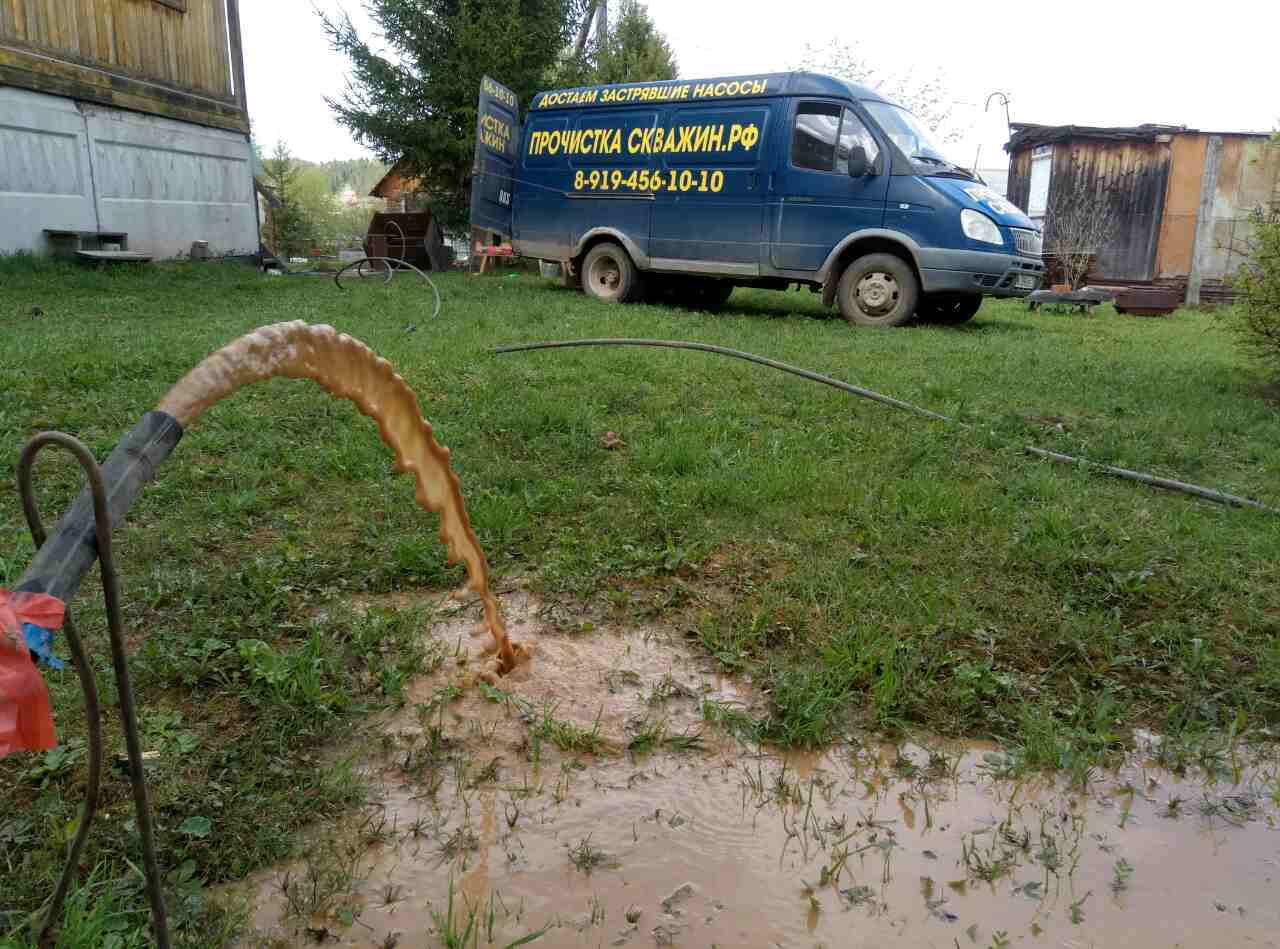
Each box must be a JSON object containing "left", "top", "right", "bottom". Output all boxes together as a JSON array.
[
  {"left": 1025, "top": 446, "right": 1277, "bottom": 514},
  {"left": 333, "top": 257, "right": 441, "bottom": 319},
  {"left": 493, "top": 337, "right": 1276, "bottom": 514},
  {"left": 492, "top": 338, "right": 954, "bottom": 423},
  {"left": 16, "top": 412, "right": 183, "bottom": 603}
]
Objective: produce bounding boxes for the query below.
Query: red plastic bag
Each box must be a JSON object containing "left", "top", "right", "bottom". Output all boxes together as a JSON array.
[{"left": 0, "top": 589, "right": 64, "bottom": 757}]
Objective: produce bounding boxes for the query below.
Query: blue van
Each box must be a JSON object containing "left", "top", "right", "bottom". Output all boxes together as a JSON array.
[{"left": 470, "top": 72, "right": 1044, "bottom": 326}]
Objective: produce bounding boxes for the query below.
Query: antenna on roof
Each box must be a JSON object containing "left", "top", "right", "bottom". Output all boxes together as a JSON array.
[
  {"left": 974, "top": 92, "right": 1013, "bottom": 176},
  {"left": 985, "top": 91, "right": 1012, "bottom": 135}
]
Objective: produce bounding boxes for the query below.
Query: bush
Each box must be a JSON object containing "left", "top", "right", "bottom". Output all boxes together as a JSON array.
[{"left": 1230, "top": 198, "right": 1280, "bottom": 374}]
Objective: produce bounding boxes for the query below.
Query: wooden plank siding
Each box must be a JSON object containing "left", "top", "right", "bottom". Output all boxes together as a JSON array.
[
  {"left": 0, "top": 0, "right": 245, "bottom": 132},
  {"left": 1008, "top": 136, "right": 1172, "bottom": 281}
]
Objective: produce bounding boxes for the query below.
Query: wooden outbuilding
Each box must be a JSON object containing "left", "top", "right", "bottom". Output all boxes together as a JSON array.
[{"left": 1006, "top": 123, "right": 1279, "bottom": 304}]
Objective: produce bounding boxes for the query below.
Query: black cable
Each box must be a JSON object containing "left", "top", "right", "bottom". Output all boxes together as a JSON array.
[{"left": 333, "top": 257, "right": 442, "bottom": 319}]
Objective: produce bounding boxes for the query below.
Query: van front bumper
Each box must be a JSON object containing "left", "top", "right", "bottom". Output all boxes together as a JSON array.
[{"left": 917, "top": 248, "right": 1044, "bottom": 298}]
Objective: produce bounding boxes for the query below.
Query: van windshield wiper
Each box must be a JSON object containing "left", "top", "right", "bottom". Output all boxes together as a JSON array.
[{"left": 912, "top": 154, "right": 976, "bottom": 180}]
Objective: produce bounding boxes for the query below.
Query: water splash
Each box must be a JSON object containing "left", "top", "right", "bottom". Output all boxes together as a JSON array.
[{"left": 156, "top": 321, "right": 520, "bottom": 672}]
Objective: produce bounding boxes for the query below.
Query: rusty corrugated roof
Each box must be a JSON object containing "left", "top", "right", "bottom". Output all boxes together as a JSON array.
[{"left": 1005, "top": 123, "right": 1272, "bottom": 153}]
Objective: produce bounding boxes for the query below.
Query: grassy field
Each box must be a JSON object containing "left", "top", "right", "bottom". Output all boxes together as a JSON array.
[{"left": 1, "top": 257, "right": 1278, "bottom": 944}]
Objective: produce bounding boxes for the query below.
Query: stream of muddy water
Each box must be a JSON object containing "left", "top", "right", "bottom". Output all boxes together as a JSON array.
[
  {"left": 157, "top": 321, "right": 519, "bottom": 672},
  {"left": 236, "top": 590, "right": 1280, "bottom": 949}
]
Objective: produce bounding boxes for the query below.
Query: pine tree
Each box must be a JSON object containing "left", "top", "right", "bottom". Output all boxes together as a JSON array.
[
  {"left": 591, "top": 0, "right": 677, "bottom": 85},
  {"left": 260, "top": 142, "right": 315, "bottom": 257},
  {"left": 320, "top": 0, "right": 575, "bottom": 234}
]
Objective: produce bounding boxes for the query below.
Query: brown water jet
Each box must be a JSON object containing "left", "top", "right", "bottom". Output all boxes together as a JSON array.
[{"left": 156, "top": 320, "right": 520, "bottom": 672}]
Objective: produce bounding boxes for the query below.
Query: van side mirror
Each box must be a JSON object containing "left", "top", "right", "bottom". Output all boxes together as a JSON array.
[{"left": 847, "top": 145, "right": 870, "bottom": 178}]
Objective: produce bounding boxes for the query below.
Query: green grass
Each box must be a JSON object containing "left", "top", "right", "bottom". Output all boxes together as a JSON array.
[{"left": 2, "top": 257, "right": 1279, "bottom": 941}]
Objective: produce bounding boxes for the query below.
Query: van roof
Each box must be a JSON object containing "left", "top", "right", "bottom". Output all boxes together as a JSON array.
[{"left": 529, "top": 71, "right": 890, "bottom": 111}]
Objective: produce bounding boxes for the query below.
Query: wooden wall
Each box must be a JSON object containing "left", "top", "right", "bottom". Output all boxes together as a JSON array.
[
  {"left": 1008, "top": 137, "right": 1172, "bottom": 281},
  {"left": 0, "top": 0, "right": 246, "bottom": 132}
]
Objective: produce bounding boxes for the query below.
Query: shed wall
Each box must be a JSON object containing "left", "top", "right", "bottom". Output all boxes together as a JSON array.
[
  {"left": 1154, "top": 134, "right": 1206, "bottom": 278},
  {"left": 1046, "top": 138, "right": 1170, "bottom": 281},
  {"left": 1201, "top": 136, "right": 1280, "bottom": 281}
]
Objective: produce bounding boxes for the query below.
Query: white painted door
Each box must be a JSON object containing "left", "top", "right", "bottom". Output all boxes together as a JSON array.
[{"left": 1027, "top": 145, "right": 1053, "bottom": 228}]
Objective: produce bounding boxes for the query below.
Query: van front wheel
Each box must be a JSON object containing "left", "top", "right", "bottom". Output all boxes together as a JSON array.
[
  {"left": 582, "top": 242, "right": 644, "bottom": 304},
  {"left": 836, "top": 253, "right": 919, "bottom": 327}
]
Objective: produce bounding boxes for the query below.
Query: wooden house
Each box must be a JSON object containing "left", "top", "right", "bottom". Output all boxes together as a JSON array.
[{"left": 0, "top": 0, "right": 257, "bottom": 258}]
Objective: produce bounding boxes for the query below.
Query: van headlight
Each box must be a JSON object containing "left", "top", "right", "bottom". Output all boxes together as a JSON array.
[{"left": 961, "top": 210, "right": 1003, "bottom": 245}]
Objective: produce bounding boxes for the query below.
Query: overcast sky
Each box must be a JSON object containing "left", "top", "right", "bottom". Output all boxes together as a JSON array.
[{"left": 243, "top": 0, "right": 1277, "bottom": 172}]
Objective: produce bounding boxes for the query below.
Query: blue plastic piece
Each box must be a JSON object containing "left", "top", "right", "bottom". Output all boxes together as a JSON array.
[{"left": 22, "top": 623, "right": 65, "bottom": 670}]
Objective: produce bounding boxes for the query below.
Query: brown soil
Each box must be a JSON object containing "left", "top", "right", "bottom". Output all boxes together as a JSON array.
[{"left": 234, "top": 588, "right": 1280, "bottom": 948}]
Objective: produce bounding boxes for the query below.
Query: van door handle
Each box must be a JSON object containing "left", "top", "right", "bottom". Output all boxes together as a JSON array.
[{"left": 748, "top": 172, "right": 758, "bottom": 191}]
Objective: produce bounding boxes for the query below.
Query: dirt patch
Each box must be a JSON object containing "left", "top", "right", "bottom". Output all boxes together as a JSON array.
[
  {"left": 233, "top": 588, "right": 1280, "bottom": 948},
  {"left": 1254, "top": 380, "right": 1280, "bottom": 406}
]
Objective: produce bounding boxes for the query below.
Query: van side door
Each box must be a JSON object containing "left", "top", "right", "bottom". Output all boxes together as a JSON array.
[
  {"left": 648, "top": 104, "right": 771, "bottom": 273},
  {"left": 769, "top": 101, "right": 889, "bottom": 272}
]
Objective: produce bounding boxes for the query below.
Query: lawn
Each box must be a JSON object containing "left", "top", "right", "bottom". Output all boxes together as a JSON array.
[{"left": 1, "top": 257, "right": 1278, "bottom": 944}]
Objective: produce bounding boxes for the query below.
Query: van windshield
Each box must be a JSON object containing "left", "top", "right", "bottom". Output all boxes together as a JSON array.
[{"left": 862, "top": 101, "right": 952, "bottom": 166}]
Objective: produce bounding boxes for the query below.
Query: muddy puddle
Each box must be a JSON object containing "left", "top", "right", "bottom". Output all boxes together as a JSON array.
[{"left": 237, "top": 589, "right": 1280, "bottom": 948}]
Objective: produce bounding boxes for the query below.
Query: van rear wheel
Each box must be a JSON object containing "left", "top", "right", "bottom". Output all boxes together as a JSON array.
[
  {"left": 836, "top": 253, "right": 919, "bottom": 327},
  {"left": 582, "top": 242, "right": 644, "bottom": 304}
]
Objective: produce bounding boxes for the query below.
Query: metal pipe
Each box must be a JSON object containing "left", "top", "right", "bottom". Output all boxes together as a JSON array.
[{"left": 20, "top": 433, "right": 170, "bottom": 949}]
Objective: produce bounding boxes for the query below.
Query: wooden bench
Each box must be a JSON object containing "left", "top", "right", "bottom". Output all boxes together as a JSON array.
[
  {"left": 1025, "top": 288, "right": 1114, "bottom": 315},
  {"left": 43, "top": 229, "right": 130, "bottom": 256},
  {"left": 75, "top": 250, "right": 153, "bottom": 264}
]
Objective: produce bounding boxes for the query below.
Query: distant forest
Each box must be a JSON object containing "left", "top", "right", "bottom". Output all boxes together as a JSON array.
[
  {"left": 255, "top": 143, "right": 391, "bottom": 255},
  {"left": 306, "top": 157, "right": 390, "bottom": 198},
  {"left": 252, "top": 142, "right": 388, "bottom": 199}
]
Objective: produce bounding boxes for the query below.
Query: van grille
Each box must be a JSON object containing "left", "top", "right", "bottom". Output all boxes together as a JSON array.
[{"left": 1012, "top": 228, "right": 1043, "bottom": 258}]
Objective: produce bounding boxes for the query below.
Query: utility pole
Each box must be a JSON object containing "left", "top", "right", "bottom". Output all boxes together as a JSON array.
[
  {"left": 595, "top": 0, "right": 609, "bottom": 49},
  {"left": 1186, "top": 135, "right": 1224, "bottom": 307},
  {"left": 573, "top": 0, "right": 599, "bottom": 58}
]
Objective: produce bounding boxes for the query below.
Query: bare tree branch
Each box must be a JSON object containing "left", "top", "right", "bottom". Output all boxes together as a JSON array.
[
  {"left": 1043, "top": 162, "right": 1121, "bottom": 289},
  {"left": 795, "top": 39, "right": 959, "bottom": 141}
]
